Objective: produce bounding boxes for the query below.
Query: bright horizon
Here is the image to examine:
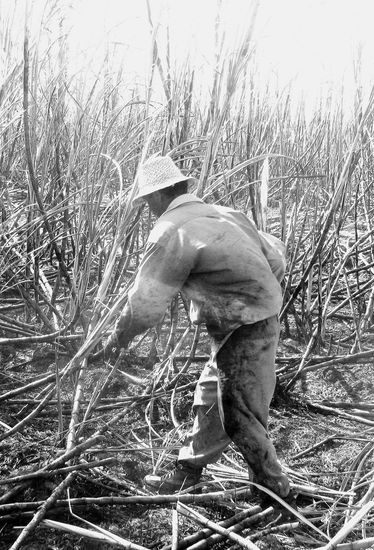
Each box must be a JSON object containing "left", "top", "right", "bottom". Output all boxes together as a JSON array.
[
  {"left": 2, "top": 0, "right": 374, "bottom": 115},
  {"left": 67, "top": 0, "right": 374, "bottom": 106}
]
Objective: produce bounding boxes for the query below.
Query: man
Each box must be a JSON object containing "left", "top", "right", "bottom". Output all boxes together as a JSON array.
[{"left": 103, "top": 155, "right": 290, "bottom": 498}]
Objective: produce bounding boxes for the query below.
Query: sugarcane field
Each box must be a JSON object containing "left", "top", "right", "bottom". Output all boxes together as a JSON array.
[{"left": 2, "top": 0, "right": 374, "bottom": 548}]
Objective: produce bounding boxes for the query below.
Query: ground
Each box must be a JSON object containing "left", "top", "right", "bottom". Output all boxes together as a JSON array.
[{"left": 1, "top": 325, "right": 374, "bottom": 549}]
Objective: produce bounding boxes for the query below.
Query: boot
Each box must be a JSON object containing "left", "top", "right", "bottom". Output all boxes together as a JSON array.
[{"left": 144, "top": 462, "right": 203, "bottom": 494}]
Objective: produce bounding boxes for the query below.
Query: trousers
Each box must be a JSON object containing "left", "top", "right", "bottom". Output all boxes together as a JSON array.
[{"left": 178, "top": 316, "right": 290, "bottom": 497}]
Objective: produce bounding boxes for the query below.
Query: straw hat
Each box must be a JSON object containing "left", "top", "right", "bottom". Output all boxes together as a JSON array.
[{"left": 133, "top": 156, "right": 196, "bottom": 204}]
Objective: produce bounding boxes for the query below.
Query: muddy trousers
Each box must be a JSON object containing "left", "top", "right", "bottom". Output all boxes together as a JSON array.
[{"left": 178, "top": 316, "right": 290, "bottom": 497}]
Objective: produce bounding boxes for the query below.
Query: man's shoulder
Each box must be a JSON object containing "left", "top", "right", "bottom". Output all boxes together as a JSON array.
[
  {"left": 148, "top": 218, "right": 176, "bottom": 245},
  {"left": 147, "top": 203, "right": 205, "bottom": 243},
  {"left": 161, "top": 199, "right": 213, "bottom": 226},
  {"left": 147, "top": 201, "right": 217, "bottom": 245}
]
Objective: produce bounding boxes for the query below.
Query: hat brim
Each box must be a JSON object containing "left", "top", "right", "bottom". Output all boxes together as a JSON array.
[{"left": 132, "top": 176, "right": 197, "bottom": 206}]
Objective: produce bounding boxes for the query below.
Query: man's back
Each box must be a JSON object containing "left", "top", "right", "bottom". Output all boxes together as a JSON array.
[{"left": 147, "top": 195, "right": 283, "bottom": 335}]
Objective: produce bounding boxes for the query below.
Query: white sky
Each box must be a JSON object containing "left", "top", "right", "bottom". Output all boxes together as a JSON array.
[
  {"left": 3, "top": 0, "right": 374, "bottom": 111},
  {"left": 255, "top": 0, "right": 374, "bottom": 103},
  {"left": 65, "top": 0, "right": 374, "bottom": 105}
]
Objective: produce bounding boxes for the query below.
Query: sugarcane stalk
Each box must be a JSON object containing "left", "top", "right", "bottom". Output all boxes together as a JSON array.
[
  {"left": 177, "top": 502, "right": 261, "bottom": 550},
  {"left": 0, "top": 487, "right": 253, "bottom": 515},
  {"left": 162, "top": 505, "right": 262, "bottom": 550},
  {"left": 9, "top": 472, "right": 76, "bottom": 550}
]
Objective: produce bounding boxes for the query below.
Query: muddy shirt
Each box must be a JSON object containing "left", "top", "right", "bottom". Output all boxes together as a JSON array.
[{"left": 114, "top": 195, "right": 285, "bottom": 344}]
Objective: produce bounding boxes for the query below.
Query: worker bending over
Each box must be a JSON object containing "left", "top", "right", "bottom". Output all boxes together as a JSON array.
[{"left": 101, "top": 155, "right": 290, "bottom": 498}]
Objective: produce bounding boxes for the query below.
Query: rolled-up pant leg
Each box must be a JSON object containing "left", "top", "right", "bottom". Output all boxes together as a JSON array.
[
  {"left": 178, "top": 360, "right": 231, "bottom": 467},
  {"left": 217, "top": 317, "right": 289, "bottom": 497}
]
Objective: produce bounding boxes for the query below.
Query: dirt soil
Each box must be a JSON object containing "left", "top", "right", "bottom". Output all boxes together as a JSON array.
[{"left": 1, "top": 327, "right": 374, "bottom": 550}]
